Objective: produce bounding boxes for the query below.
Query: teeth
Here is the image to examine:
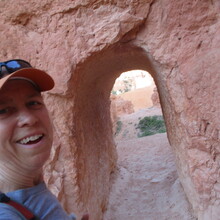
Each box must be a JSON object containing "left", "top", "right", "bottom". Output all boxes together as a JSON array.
[{"left": 19, "top": 134, "right": 43, "bottom": 144}]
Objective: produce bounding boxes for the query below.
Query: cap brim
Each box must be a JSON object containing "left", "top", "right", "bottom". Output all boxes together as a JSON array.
[{"left": 0, "top": 68, "right": 54, "bottom": 92}]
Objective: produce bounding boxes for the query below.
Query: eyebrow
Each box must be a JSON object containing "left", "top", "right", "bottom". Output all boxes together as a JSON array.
[
  {"left": 0, "top": 92, "right": 42, "bottom": 105},
  {"left": 0, "top": 100, "right": 12, "bottom": 105},
  {"left": 28, "top": 92, "right": 42, "bottom": 99}
]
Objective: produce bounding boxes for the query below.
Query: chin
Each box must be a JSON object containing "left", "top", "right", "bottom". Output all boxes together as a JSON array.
[{"left": 28, "top": 151, "right": 51, "bottom": 170}]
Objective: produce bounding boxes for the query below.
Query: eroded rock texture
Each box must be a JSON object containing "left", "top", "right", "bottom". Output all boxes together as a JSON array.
[
  {"left": 0, "top": 0, "right": 220, "bottom": 219},
  {"left": 151, "top": 87, "right": 161, "bottom": 107}
]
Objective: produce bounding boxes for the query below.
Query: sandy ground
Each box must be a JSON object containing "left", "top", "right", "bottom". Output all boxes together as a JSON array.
[{"left": 104, "top": 107, "right": 196, "bottom": 220}]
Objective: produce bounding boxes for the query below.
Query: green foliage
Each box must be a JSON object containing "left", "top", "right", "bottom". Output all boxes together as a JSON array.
[
  {"left": 123, "top": 80, "right": 132, "bottom": 93},
  {"left": 137, "top": 115, "right": 166, "bottom": 137},
  {"left": 115, "top": 120, "right": 122, "bottom": 135},
  {"left": 111, "top": 79, "right": 133, "bottom": 95},
  {"left": 111, "top": 90, "right": 117, "bottom": 95}
]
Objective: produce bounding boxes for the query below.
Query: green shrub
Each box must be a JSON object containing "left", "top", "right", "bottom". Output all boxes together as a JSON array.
[
  {"left": 115, "top": 120, "right": 122, "bottom": 135},
  {"left": 137, "top": 115, "right": 166, "bottom": 137}
]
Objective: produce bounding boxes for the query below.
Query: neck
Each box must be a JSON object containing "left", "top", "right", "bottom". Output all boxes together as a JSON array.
[{"left": 0, "top": 163, "right": 43, "bottom": 193}]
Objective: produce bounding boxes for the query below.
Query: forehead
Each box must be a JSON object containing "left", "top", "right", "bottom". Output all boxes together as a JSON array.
[{"left": 0, "top": 80, "right": 41, "bottom": 102}]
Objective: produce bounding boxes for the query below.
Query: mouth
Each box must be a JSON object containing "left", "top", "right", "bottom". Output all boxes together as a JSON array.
[{"left": 17, "top": 134, "right": 44, "bottom": 145}]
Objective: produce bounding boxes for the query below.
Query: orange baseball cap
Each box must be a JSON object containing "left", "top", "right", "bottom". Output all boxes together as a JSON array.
[{"left": 0, "top": 59, "right": 54, "bottom": 92}]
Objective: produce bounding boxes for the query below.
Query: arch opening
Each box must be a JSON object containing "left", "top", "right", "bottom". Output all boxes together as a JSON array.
[
  {"left": 111, "top": 69, "right": 158, "bottom": 112},
  {"left": 110, "top": 69, "right": 163, "bottom": 141}
]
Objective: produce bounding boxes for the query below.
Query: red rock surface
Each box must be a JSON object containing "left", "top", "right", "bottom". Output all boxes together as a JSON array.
[
  {"left": 151, "top": 87, "right": 161, "bottom": 107},
  {"left": 119, "top": 85, "right": 155, "bottom": 111},
  {"left": 0, "top": 1, "right": 220, "bottom": 219},
  {"left": 111, "top": 95, "right": 134, "bottom": 117},
  {"left": 110, "top": 95, "right": 134, "bottom": 135}
]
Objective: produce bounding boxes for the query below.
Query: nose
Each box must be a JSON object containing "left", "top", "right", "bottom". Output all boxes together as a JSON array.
[{"left": 17, "top": 109, "right": 38, "bottom": 127}]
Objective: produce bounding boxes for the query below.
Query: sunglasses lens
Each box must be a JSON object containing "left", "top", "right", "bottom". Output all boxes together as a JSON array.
[
  {"left": 6, "top": 60, "right": 31, "bottom": 73},
  {"left": 0, "top": 59, "right": 32, "bottom": 79}
]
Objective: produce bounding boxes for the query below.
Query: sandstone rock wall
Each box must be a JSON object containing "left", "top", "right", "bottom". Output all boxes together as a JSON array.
[
  {"left": 1, "top": 0, "right": 220, "bottom": 219},
  {"left": 110, "top": 95, "right": 134, "bottom": 117},
  {"left": 119, "top": 86, "right": 155, "bottom": 111},
  {"left": 151, "top": 87, "right": 161, "bottom": 107},
  {"left": 110, "top": 95, "right": 134, "bottom": 135}
]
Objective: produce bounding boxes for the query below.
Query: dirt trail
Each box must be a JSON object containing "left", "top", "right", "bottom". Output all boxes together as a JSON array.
[{"left": 104, "top": 107, "right": 196, "bottom": 220}]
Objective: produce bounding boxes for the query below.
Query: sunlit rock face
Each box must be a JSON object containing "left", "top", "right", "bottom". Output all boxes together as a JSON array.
[
  {"left": 0, "top": 0, "right": 220, "bottom": 219},
  {"left": 151, "top": 87, "right": 161, "bottom": 107},
  {"left": 111, "top": 95, "right": 134, "bottom": 116}
]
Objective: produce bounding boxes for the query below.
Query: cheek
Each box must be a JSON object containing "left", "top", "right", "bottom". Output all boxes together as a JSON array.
[
  {"left": 41, "top": 111, "right": 53, "bottom": 136},
  {"left": 0, "top": 121, "right": 14, "bottom": 144},
  {"left": 0, "top": 121, "right": 17, "bottom": 162}
]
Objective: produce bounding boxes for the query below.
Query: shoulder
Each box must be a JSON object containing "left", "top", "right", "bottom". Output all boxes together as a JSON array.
[{"left": 0, "top": 203, "right": 26, "bottom": 219}]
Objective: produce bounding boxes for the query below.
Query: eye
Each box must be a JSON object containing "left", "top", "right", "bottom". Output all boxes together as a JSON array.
[
  {"left": 0, "top": 107, "right": 14, "bottom": 118},
  {"left": 27, "top": 100, "right": 44, "bottom": 109},
  {"left": 0, "top": 108, "right": 9, "bottom": 114}
]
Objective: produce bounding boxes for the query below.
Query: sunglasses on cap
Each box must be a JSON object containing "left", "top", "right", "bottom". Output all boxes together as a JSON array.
[{"left": 0, "top": 59, "right": 32, "bottom": 79}]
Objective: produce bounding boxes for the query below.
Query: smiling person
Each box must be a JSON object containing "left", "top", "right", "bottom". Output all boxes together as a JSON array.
[{"left": 0, "top": 59, "right": 88, "bottom": 220}]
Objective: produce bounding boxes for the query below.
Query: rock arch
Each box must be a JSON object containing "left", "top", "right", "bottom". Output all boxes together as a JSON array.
[{"left": 71, "top": 44, "right": 160, "bottom": 219}]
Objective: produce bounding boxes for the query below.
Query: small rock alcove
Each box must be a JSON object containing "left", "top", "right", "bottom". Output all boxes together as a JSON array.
[{"left": 71, "top": 44, "right": 166, "bottom": 219}]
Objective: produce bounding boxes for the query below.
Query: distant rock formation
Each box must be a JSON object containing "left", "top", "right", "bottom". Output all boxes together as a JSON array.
[
  {"left": 110, "top": 95, "right": 134, "bottom": 135},
  {"left": 151, "top": 87, "right": 161, "bottom": 107},
  {"left": 111, "top": 95, "right": 134, "bottom": 117}
]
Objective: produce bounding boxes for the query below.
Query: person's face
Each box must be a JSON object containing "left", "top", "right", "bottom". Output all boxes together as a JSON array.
[{"left": 0, "top": 80, "right": 53, "bottom": 171}]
